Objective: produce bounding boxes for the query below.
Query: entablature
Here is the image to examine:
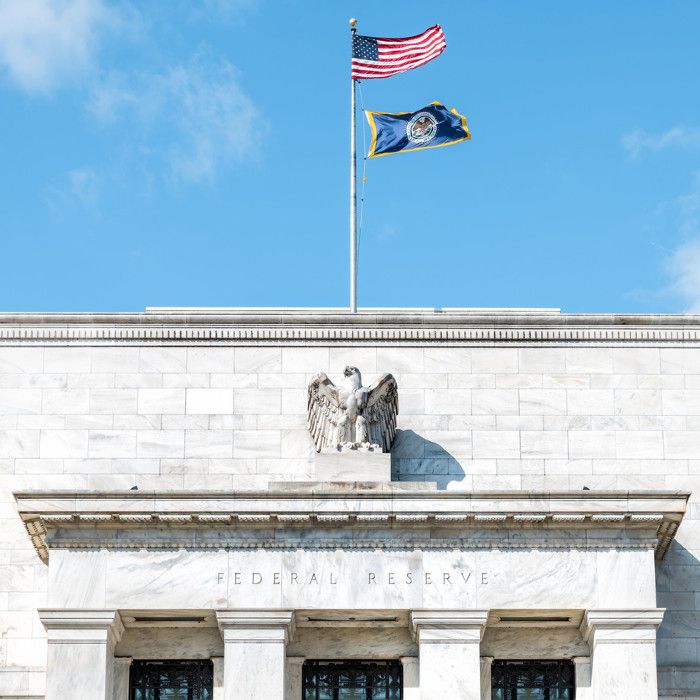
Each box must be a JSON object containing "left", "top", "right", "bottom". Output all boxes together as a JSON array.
[{"left": 15, "top": 488, "right": 688, "bottom": 563}]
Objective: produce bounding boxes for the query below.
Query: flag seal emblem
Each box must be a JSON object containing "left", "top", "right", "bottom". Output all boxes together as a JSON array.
[
  {"left": 365, "top": 102, "right": 470, "bottom": 158},
  {"left": 406, "top": 112, "right": 438, "bottom": 144}
]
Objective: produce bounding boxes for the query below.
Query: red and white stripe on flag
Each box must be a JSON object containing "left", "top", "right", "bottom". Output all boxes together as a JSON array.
[{"left": 351, "top": 25, "right": 446, "bottom": 80}]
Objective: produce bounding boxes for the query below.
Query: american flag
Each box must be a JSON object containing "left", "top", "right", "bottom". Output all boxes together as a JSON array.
[{"left": 351, "top": 25, "right": 446, "bottom": 80}]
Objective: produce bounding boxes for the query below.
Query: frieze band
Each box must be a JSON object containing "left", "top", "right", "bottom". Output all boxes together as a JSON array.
[{"left": 217, "top": 569, "right": 491, "bottom": 586}]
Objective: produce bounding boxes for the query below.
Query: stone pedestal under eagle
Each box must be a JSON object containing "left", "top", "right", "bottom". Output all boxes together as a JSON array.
[{"left": 307, "top": 366, "right": 399, "bottom": 452}]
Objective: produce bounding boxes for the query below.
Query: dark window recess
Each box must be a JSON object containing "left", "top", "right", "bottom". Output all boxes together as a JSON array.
[
  {"left": 129, "top": 660, "right": 213, "bottom": 700},
  {"left": 303, "top": 660, "right": 402, "bottom": 700},
  {"left": 491, "top": 660, "right": 575, "bottom": 700}
]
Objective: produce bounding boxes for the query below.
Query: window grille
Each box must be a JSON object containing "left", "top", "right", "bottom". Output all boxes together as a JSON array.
[
  {"left": 302, "top": 660, "right": 402, "bottom": 700},
  {"left": 129, "top": 660, "right": 213, "bottom": 700},
  {"left": 491, "top": 660, "right": 575, "bottom": 700}
]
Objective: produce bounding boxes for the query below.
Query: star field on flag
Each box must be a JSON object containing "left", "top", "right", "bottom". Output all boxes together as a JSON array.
[{"left": 351, "top": 25, "right": 446, "bottom": 80}]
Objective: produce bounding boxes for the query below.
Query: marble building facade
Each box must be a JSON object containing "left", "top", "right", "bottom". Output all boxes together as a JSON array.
[{"left": 1, "top": 308, "right": 699, "bottom": 699}]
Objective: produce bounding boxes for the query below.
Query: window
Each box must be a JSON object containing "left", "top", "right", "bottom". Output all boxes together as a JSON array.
[
  {"left": 302, "top": 660, "right": 402, "bottom": 700},
  {"left": 129, "top": 660, "right": 213, "bottom": 700},
  {"left": 491, "top": 660, "right": 575, "bottom": 700}
]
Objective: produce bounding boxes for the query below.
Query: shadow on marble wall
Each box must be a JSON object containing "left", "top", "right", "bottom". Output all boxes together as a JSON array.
[
  {"left": 391, "top": 430, "right": 465, "bottom": 490},
  {"left": 656, "top": 539, "right": 700, "bottom": 672}
]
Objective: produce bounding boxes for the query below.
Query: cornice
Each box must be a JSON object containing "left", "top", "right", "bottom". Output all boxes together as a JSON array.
[
  {"left": 1, "top": 309, "right": 700, "bottom": 345},
  {"left": 15, "top": 488, "right": 687, "bottom": 563},
  {"left": 13, "top": 487, "right": 691, "bottom": 507}
]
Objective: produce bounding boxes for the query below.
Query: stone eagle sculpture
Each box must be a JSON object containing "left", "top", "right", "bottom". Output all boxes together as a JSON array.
[{"left": 307, "top": 366, "right": 398, "bottom": 453}]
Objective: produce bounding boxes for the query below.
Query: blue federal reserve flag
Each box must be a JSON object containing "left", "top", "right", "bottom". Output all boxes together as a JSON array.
[{"left": 364, "top": 102, "right": 470, "bottom": 158}]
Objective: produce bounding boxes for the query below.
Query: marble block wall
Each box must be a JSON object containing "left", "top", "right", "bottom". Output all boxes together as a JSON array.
[{"left": 0, "top": 341, "right": 700, "bottom": 697}]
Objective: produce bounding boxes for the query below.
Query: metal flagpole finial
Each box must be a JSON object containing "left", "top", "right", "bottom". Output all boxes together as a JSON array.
[{"left": 349, "top": 18, "right": 357, "bottom": 31}]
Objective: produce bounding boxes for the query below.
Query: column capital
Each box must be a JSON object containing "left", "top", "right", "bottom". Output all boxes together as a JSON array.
[
  {"left": 38, "top": 609, "right": 124, "bottom": 647},
  {"left": 216, "top": 610, "right": 295, "bottom": 643},
  {"left": 40, "top": 610, "right": 123, "bottom": 700},
  {"left": 581, "top": 609, "right": 665, "bottom": 644},
  {"left": 410, "top": 610, "right": 489, "bottom": 643}
]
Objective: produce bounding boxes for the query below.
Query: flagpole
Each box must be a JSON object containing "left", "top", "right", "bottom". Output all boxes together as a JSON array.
[{"left": 349, "top": 18, "right": 358, "bottom": 313}]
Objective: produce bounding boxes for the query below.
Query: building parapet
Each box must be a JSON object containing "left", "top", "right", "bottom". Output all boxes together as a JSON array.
[{"left": 1, "top": 308, "right": 700, "bottom": 345}]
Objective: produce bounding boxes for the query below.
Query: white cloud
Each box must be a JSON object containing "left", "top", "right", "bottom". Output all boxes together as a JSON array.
[
  {"left": 0, "top": 3, "right": 263, "bottom": 187},
  {"left": 658, "top": 172, "right": 700, "bottom": 312},
  {"left": 0, "top": 0, "right": 119, "bottom": 94},
  {"left": 666, "top": 239, "right": 700, "bottom": 312},
  {"left": 67, "top": 167, "right": 100, "bottom": 205},
  {"left": 623, "top": 126, "right": 700, "bottom": 158},
  {"left": 89, "top": 53, "right": 264, "bottom": 184},
  {"left": 45, "top": 166, "right": 100, "bottom": 216}
]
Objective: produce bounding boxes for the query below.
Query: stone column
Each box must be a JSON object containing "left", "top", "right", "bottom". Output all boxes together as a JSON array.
[
  {"left": 572, "top": 656, "right": 592, "bottom": 700},
  {"left": 480, "top": 656, "right": 494, "bottom": 700},
  {"left": 286, "top": 656, "right": 305, "bottom": 700},
  {"left": 411, "top": 610, "right": 489, "bottom": 700},
  {"left": 112, "top": 657, "right": 132, "bottom": 700},
  {"left": 581, "top": 609, "right": 664, "bottom": 700},
  {"left": 39, "top": 610, "right": 124, "bottom": 700},
  {"left": 216, "top": 610, "right": 295, "bottom": 700},
  {"left": 212, "top": 657, "right": 224, "bottom": 700},
  {"left": 400, "top": 656, "right": 419, "bottom": 700}
]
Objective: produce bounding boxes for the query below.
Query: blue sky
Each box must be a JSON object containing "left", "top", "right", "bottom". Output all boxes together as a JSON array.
[{"left": 1, "top": 1, "right": 700, "bottom": 313}]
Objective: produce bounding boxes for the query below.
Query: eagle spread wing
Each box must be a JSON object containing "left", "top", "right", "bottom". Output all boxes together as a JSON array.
[
  {"left": 364, "top": 373, "right": 399, "bottom": 452},
  {"left": 307, "top": 373, "right": 341, "bottom": 452}
]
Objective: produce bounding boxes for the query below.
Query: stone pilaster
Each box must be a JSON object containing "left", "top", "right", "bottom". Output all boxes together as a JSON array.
[
  {"left": 572, "top": 656, "right": 592, "bottom": 700},
  {"left": 216, "top": 610, "right": 295, "bottom": 700},
  {"left": 112, "top": 657, "right": 132, "bottom": 700},
  {"left": 581, "top": 609, "right": 665, "bottom": 700},
  {"left": 411, "top": 610, "right": 489, "bottom": 700},
  {"left": 39, "top": 609, "right": 124, "bottom": 700},
  {"left": 285, "top": 656, "right": 305, "bottom": 700},
  {"left": 212, "top": 656, "right": 224, "bottom": 700},
  {"left": 480, "top": 656, "right": 494, "bottom": 700},
  {"left": 400, "top": 656, "right": 419, "bottom": 700}
]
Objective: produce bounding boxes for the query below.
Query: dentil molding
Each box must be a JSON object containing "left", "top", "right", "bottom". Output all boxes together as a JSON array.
[{"left": 1, "top": 309, "right": 700, "bottom": 345}]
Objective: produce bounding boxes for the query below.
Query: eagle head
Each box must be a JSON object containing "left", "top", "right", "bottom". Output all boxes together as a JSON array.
[{"left": 343, "top": 366, "right": 362, "bottom": 388}]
